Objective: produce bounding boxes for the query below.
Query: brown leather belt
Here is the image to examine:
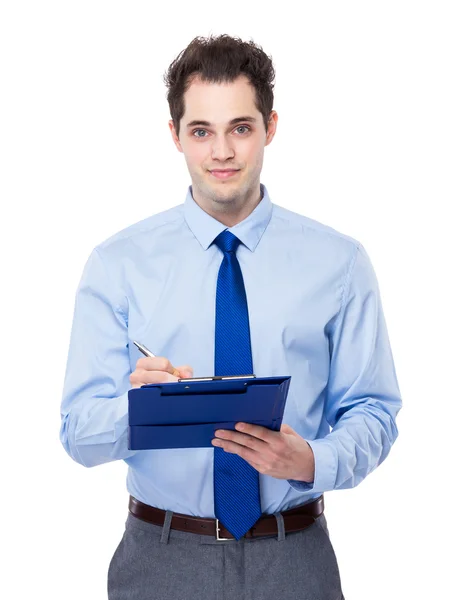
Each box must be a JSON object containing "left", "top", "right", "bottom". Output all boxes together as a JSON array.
[{"left": 129, "top": 495, "right": 324, "bottom": 540}]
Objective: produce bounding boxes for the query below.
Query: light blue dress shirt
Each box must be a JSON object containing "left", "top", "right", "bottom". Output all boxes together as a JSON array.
[{"left": 60, "top": 183, "right": 402, "bottom": 516}]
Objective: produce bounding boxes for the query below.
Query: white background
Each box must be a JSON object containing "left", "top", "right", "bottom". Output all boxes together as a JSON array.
[{"left": 1, "top": 1, "right": 458, "bottom": 598}]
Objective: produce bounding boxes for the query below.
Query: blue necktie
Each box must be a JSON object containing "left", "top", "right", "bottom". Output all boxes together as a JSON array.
[{"left": 213, "top": 230, "right": 262, "bottom": 540}]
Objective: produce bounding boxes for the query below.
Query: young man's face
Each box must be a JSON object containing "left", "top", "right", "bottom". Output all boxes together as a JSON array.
[{"left": 169, "top": 74, "right": 277, "bottom": 215}]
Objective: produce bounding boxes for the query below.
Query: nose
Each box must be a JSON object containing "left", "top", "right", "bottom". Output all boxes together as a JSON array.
[{"left": 211, "top": 134, "right": 235, "bottom": 162}]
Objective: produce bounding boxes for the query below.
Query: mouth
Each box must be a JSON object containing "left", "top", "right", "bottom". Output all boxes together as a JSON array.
[{"left": 209, "top": 169, "right": 240, "bottom": 180}]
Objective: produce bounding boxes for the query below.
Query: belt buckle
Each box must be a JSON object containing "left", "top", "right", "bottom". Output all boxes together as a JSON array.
[{"left": 215, "top": 519, "right": 232, "bottom": 541}]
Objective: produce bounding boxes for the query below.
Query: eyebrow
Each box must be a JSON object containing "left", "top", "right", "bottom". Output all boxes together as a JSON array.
[{"left": 186, "top": 116, "right": 257, "bottom": 128}]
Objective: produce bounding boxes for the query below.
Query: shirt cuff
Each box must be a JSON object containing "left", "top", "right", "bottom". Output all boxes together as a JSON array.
[{"left": 287, "top": 438, "right": 338, "bottom": 493}]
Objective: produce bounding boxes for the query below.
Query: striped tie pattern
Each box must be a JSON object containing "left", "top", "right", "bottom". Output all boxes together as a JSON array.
[{"left": 213, "top": 230, "right": 262, "bottom": 540}]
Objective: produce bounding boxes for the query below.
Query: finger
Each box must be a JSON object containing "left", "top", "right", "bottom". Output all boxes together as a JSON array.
[
  {"left": 234, "top": 422, "right": 277, "bottom": 442},
  {"left": 130, "top": 369, "right": 178, "bottom": 386},
  {"left": 213, "top": 438, "right": 261, "bottom": 463},
  {"left": 214, "top": 429, "right": 267, "bottom": 451},
  {"left": 136, "top": 356, "right": 178, "bottom": 376},
  {"left": 176, "top": 365, "right": 194, "bottom": 378}
]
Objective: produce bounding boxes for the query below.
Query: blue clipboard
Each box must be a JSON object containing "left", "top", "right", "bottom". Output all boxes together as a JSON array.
[{"left": 128, "top": 375, "right": 291, "bottom": 450}]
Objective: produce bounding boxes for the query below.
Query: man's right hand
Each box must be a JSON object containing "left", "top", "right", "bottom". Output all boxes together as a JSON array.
[{"left": 129, "top": 356, "right": 194, "bottom": 388}]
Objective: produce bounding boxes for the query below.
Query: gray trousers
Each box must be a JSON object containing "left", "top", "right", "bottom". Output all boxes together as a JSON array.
[{"left": 108, "top": 509, "right": 345, "bottom": 600}]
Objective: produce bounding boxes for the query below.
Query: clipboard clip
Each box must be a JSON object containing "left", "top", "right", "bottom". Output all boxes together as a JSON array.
[{"left": 177, "top": 374, "right": 256, "bottom": 383}]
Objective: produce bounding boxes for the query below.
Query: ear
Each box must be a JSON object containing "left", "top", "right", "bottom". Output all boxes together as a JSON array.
[
  {"left": 169, "top": 119, "right": 183, "bottom": 153},
  {"left": 265, "top": 110, "right": 278, "bottom": 147}
]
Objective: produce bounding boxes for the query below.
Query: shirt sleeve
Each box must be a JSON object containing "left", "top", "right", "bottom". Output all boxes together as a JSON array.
[
  {"left": 59, "top": 247, "right": 139, "bottom": 468},
  {"left": 288, "top": 242, "right": 402, "bottom": 492}
]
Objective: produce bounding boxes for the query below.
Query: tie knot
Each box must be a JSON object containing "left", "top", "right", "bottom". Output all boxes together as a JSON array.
[{"left": 213, "top": 230, "right": 241, "bottom": 254}]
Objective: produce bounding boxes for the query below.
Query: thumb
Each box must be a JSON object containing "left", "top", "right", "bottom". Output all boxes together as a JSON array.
[{"left": 280, "top": 423, "right": 301, "bottom": 437}]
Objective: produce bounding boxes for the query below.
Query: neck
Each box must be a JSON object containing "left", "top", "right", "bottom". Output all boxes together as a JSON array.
[{"left": 192, "top": 184, "right": 263, "bottom": 227}]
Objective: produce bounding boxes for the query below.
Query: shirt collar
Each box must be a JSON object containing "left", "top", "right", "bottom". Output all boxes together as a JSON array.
[{"left": 183, "top": 182, "right": 273, "bottom": 252}]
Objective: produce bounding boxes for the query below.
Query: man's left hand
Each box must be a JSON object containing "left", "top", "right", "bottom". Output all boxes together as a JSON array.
[{"left": 211, "top": 422, "right": 315, "bottom": 483}]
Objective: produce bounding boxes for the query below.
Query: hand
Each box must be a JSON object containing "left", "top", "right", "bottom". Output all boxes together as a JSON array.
[
  {"left": 212, "top": 422, "right": 315, "bottom": 483},
  {"left": 129, "top": 356, "right": 193, "bottom": 388}
]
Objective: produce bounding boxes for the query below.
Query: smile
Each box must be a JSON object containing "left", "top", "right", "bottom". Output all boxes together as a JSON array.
[{"left": 210, "top": 170, "right": 240, "bottom": 180}]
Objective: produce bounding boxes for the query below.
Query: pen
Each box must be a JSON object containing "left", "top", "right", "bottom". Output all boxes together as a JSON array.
[
  {"left": 133, "top": 340, "right": 181, "bottom": 377},
  {"left": 133, "top": 340, "right": 255, "bottom": 381},
  {"left": 133, "top": 340, "right": 155, "bottom": 358}
]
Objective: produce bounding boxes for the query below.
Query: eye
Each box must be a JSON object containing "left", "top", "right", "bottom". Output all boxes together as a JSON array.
[
  {"left": 191, "top": 125, "right": 251, "bottom": 138},
  {"left": 193, "top": 129, "right": 208, "bottom": 138},
  {"left": 235, "top": 125, "right": 250, "bottom": 134}
]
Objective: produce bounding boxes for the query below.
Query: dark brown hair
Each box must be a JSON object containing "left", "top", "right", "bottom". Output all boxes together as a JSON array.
[{"left": 163, "top": 34, "right": 275, "bottom": 138}]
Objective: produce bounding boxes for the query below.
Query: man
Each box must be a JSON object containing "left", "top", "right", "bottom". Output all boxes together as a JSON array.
[{"left": 60, "top": 34, "right": 402, "bottom": 599}]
